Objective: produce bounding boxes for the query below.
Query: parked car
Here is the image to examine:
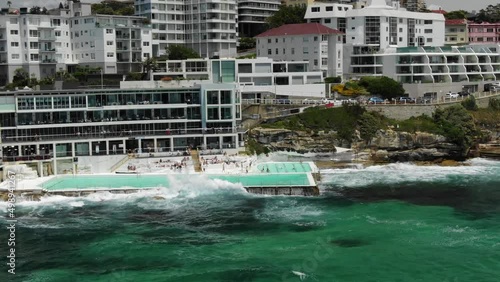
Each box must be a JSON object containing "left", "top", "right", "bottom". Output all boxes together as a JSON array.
[
  {"left": 368, "top": 97, "right": 385, "bottom": 104},
  {"left": 397, "top": 97, "right": 415, "bottom": 103},
  {"left": 445, "top": 92, "right": 459, "bottom": 99},
  {"left": 302, "top": 98, "right": 319, "bottom": 105},
  {"left": 276, "top": 99, "right": 291, "bottom": 104},
  {"left": 458, "top": 91, "right": 470, "bottom": 97}
]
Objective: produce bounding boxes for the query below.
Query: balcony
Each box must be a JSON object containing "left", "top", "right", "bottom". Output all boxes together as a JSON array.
[{"left": 40, "top": 59, "right": 57, "bottom": 64}]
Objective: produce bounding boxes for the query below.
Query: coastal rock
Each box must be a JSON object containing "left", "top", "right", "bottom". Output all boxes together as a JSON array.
[
  {"left": 249, "top": 128, "right": 337, "bottom": 153},
  {"left": 368, "top": 130, "right": 466, "bottom": 162}
]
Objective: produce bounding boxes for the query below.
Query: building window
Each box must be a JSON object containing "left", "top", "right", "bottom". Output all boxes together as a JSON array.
[
  {"left": 426, "top": 38, "right": 433, "bottom": 42},
  {"left": 324, "top": 19, "right": 331, "bottom": 24},
  {"left": 275, "top": 38, "right": 278, "bottom": 43},
  {"left": 303, "top": 37, "right": 309, "bottom": 42},
  {"left": 30, "top": 54, "right": 39, "bottom": 61},
  {"left": 322, "top": 58, "right": 327, "bottom": 65},
  {"left": 283, "top": 38, "right": 285, "bottom": 43},
  {"left": 283, "top": 48, "right": 285, "bottom": 54},
  {"left": 314, "top": 59, "right": 318, "bottom": 66},
  {"left": 399, "top": 37, "right": 403, "bottom": 42},
  {"left": 303, "top": 47, "right": 308, "bottom": 54},
  {"left": 268, "top": 49, "right": 272, "bottom": 55},
  {"left": 10, "top": 42, "right": 19, "bottom": 47},
  {"left": 11, "top": 54, "right": 20, "bottom": 59},
  {"left": 275, "top": 48, "right": 278, "bottom": 54},
  {"left": 91, "top": 53, "right": 95, "bottom": 59},
  {"left": 424, "top": 20, "right": 432, "bottom": 24},
  {"left": 55, "top": 31, "right": 61, "bottom": 37},
  {"left": 314, "top": 36, "right": 318, "bottom": 41},
  {"left": 10, "top": 30, "right": 18, "bottom": 35},
  {"left": 30, "top": 42, "right": 39, "bottom": 49},
  {"left": 107, "top": 52, "right": 114, "bottom": 57},
  {"left": 424, "top": 29, "right": 432, "bottom": 33},
  {"left": 268, "top": 38, "right": 271, "bottom": 43},
  {"left": 326, "top": 6, "right": 333, "bottom": 11},
  {"left": 143, "top": 42, "right": 150, "bottom": 46},
  {"left": 312, "top": 7, "right": 320, "bottom": 12},
  {"left": 107, "top": 41, "right": 113, "bottom": 45},
  {"left": 291, "top": 48, "right": 295, "bottom": 55},
  {"left": 106, "top": 29, "right": 113, "bottom": 34},
  {"left": 29, "top": 30, "right": 38, "bottom": 37}
]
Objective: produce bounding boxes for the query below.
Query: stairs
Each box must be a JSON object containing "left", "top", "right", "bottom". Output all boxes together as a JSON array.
[
  {"left": 191, "top": 149, "right": 202, "bottom": 172},
  {"left": 110, "top": 155, "right": 133, "bottom": 172}
]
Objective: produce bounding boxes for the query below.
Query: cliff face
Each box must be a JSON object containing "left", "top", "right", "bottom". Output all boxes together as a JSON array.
[
  {"left": 249, "top": 127, "right": 468, "bottom": 162},
  {"left": 366, "top": 130, "right": 467, "bottom": 162},
  {"left": 249, "top": 128, "right": 337, "bottom": 153}
]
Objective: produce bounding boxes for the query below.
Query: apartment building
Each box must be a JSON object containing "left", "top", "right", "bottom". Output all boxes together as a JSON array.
[
  {"left": 0, "top": 2, "right": 152, "bottom": 85},
  {"left": 468, "top": 22, "right": 500, "bottom": 45},
  {"left": 346, "top": 44, "right": 500, "bottom": 96},
  {"left": 134, "top": 0, "right": 238, "bottom": 59},
  {"left": 0, "top": 84, "right": 242, "bottom": 173},
  {"left": 238, "top": 0, "right": 281, "bottom": 37},
  {"left": 255, "top": 23, "right": 343, "bottom": 76},
  {"left": 70, "top": 15, "right": 152, "bottom": 74},
  {"left": 444, "top": 19, "right": 468, "bottom": 45},
  {"left": 0, "top": 12, "right": 71, "bottom": 85}
]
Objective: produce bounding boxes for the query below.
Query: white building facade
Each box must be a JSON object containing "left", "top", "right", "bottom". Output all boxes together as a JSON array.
[
  {"left": 70, "top": 15, "right": 152, "bottom": 74},
  {"left": 0, "top": 3, "right": 153, "bottom": 85},
  {"left": 255, "top": 23, "right": 344, "bottom": 76},
  {"left": 134, "top": 0, "right": 238, "bottom": 59}
]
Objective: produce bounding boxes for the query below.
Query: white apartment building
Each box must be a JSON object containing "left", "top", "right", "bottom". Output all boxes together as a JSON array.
[
  {"left": 0, "top": 2, "right": 153, "bottom": 85},
  {"left": 255, "top": 23, "right": 344, "bottom": 76},
  {"left": 134, "top": 0, "right": 238, "bottom": 59},
  {"left": 304, "top": 2, "right": 352, "bottom": 40},
  {"left": 0, "top": 11, "right": 72, "bottom": 85},
  {"left": 238, "top": 0, "right": 281, "bottom": 37},
  {"left": 70, "top": 15, "right": 152, "bottom": 74}
]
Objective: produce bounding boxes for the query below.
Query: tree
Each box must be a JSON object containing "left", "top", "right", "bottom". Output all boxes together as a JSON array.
[
  {"left": 141, "top": 57, "right": 159, "bottom": 80},
  {"left": 324, "top": 77, "right": 342, "bottom": 83},
  {"left": 433, "top": 105, "right": 477, "bottom": 148},
  {"left": 358, "top": 76, "right": 405, "bottom": 99},
  {"left": 238, "top": 37, "right": 256, "bottom": 51},
  {"left": 445, "top": 10, "right": 468, "bottom": 20},
  {"left": 265, "top": 4, "right": 307, "bottom": 29},
  {"left": 12, "top": 68, "right": 30, "bottom": 87},
  {"left": 91, "top": 1, "right": 134, "bottom": 16},
  {"left": 29, "top": 6, "right": 41, "bottom": 14},
  {"left": 59, "top": 2, "right": 64, "bottom": 9},
  {"left": 165, "top": 45, "right": 200, "bottom": 60},
  {"left": 476, "top": 4, "right": 500, "bottom": 23}
]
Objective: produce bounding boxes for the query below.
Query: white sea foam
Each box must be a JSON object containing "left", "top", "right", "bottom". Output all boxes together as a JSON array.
[
  {"left": 320, "top": 161, "right": 498, "bottom": 188},
  {"left": 0, "top": 175, "right": 248, "bottom": 209}
]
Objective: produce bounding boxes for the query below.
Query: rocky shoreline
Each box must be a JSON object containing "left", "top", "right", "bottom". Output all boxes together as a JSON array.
[{"left": 249, "top": 127, "right": 500, "bottom": 165}]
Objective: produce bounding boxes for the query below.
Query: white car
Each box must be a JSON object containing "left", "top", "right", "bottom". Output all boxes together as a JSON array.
[{"left": 445, "top": 92, "right": 459, "bottom": 99}]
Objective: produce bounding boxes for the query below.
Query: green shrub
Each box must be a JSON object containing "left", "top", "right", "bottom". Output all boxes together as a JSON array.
[
  {"left": 461, "top": 95, "right": 478, "bottom": 111},
  {"left": 488, "top": 97, "right": 500, "bottom": 111}
]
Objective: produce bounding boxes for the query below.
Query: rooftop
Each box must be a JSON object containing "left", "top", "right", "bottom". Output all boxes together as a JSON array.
[
  {"left": 255, "top": 23, "right": 342, "bottom": 37},
  {"left": 445, "top": 19, "right": 467, "bottom": 25}
]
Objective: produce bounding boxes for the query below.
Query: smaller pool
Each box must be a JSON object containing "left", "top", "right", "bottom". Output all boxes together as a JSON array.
[
  {"left": 41, "top": 173, "right": 314, "bottom": 191},
  {"left": 255, "top": 162, "right": 313, "bottom": 173}
]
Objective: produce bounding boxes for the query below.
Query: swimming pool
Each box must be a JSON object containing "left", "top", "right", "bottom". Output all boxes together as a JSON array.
[
  {"left": 41, "top": 173, "right": 314, "bottom": 191},
  {"left": 254, "top": 162, "right": 313, "bottom": 173}
]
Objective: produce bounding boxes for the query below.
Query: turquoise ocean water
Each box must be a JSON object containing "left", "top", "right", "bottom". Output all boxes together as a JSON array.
[{"left": 1, "top": 158, "right": 500, "bottom": 282}]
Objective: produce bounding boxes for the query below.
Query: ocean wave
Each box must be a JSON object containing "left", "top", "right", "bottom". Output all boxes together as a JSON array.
[{"left": 320, "top": 160, "right": 499, "bottom": 188}]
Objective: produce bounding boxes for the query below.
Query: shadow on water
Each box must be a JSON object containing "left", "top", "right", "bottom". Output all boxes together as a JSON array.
[
  {"left": 330, "top": 238, "right": 370, "bottom": 248},
  {"left": 322, "top": 181, "right": 500, "bottom": 219}
]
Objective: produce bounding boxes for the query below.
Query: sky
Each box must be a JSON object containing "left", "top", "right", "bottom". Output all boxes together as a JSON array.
[
  {"left": 426, "top": 0, "right": 498, "bottom": 12},
  {"left": 0, "top": 0, "right": 498, "bottom": 12}
]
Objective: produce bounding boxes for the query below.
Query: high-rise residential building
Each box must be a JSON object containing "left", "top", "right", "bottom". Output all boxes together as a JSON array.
[
  {"left": 134, "top": 0, "right": 238, "bottom": 59},
  {"left": 0, "top": 2, "right": 152, "bottom": 85},
  {"left": 70, "top": 15, "right": 152, "bottom": 74},
  {"left": 238, "top": 0, "right": 281, "bottom": 37},
  {"left": 399, "top": 0, "right": 426, "bottom": 12}
]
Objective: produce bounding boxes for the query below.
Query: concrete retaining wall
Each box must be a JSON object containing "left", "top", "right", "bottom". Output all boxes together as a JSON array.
[{"left": 366, "top": 93, "right": 499, "bottom": 120}]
